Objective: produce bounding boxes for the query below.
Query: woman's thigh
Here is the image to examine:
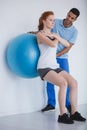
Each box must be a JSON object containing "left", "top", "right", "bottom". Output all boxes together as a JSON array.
[
  {"left": 58, "top": 70, "right": 77, "bottom": 88},
  {"left": 43, "top": 70, "right": 67, "bottom": 87}
]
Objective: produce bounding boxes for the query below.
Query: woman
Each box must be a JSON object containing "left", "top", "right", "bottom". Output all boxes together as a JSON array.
[{"left": 36, "top": 11, "right": 86, "bottom": 124}]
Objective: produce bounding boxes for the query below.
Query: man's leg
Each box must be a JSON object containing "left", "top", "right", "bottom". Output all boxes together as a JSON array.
[
  {"left": 47, "top": 82, "right": 56, "bottom": 107},
  {"left": 56, "top": 58, "right": 71, "bottom": 108},
  {"left": 41, "top": 82, "right": 55, "bottom": 112}
]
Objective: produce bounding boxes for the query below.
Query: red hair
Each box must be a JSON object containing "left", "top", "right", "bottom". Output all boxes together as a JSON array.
[{"left": 38, "top": 11, "right": 54, "bottom": 31}]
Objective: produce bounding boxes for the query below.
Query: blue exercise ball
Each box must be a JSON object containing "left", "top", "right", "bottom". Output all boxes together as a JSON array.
[{"left": 6, "top": 33, "right": 40, "bottom": 78}]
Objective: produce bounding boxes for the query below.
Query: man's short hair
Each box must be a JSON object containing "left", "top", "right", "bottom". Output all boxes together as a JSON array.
[{"left": 69, "top": 8, "right": 80, "bottom": 17}]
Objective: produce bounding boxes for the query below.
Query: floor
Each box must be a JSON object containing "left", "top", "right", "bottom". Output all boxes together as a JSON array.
[{"left": 0, "top": 104, "right": 87, "bottom": 130}]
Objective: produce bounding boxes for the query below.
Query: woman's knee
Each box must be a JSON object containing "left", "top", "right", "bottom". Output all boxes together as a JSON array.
[
  {"left": 74, "top": 79, "right": 78, "bottom": 88},
  {"left": 71, "top": 79, "right": 78, "bottom": 89},
  {"left": 59, "top": 79, "right": 68, "bottom": 89}
]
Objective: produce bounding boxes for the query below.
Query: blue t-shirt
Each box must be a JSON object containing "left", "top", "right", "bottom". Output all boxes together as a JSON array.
[{"left": 52, "top": 19, "right": 78, "bottom": 58}]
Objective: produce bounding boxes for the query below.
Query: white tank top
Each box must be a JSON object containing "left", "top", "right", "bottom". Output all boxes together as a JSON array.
[{"left": 37, "top": 42, "right": 59, "bottom": 69}]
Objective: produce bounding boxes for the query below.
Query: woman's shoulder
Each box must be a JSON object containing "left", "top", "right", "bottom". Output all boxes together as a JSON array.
[
  {"left": 36, "top": 31, "right": 45, "bottom": 43},
  {"left": 36, "top": 30, "right": 45, "bottom": 37}
]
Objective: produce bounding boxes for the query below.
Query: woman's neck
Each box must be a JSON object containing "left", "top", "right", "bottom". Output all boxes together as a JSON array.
[{"left": 43, "top": 28, "right": 51, "bottom": 35}]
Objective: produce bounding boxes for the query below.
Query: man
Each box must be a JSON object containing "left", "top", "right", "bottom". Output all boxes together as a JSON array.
[{"left": 41, "top": 8, "right": 80, "bottom": 114}]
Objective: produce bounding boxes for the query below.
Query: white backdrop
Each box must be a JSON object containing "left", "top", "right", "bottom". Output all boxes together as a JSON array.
[{"left": 0, "top": 0, "right": 87, "bottom": 116}]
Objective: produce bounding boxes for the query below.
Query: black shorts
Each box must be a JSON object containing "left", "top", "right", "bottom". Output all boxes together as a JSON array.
[{"left": 37, "top": 68, "right": 63, "bottom": 80}]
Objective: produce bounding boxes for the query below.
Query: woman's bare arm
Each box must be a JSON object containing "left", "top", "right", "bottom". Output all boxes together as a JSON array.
[
  {"left": 52, "top": 33, "right": 70, "bottom": 47},
  {"left": 36, "top": 32, "right": 59, "bottom": 47}
]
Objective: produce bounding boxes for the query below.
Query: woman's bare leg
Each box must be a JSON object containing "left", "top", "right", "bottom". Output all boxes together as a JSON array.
[
  {"left": 43, "top": 70, "right": 68, "bottom": 115},
  {"left": 58, "top": 71, "right": 78, "bottom": 114},
  {"left": 43, "top": 70, "right": 78, "bottom": 115},
  {"left": 43, "top": 70, "right": 86, "bottom": 123}
]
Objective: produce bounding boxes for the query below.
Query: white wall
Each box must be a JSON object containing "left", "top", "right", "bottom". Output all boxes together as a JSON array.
[{"left": 0, "top": 0, "right": 87, "bottom": 116}]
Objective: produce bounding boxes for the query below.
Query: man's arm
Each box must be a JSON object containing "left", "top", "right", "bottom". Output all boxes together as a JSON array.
[{"left": 56, "top": 43, "right": 73, "bottom": 57}]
